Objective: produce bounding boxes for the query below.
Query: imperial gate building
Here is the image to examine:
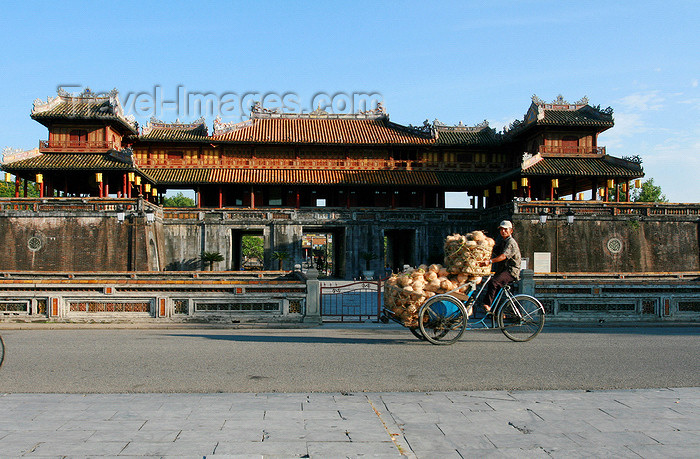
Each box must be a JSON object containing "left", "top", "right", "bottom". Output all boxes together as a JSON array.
[{"left": 1, "top": 88, "right": 699, "bottom": 322}]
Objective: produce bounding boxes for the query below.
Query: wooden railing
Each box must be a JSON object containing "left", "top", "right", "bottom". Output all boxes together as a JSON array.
[
  {"left": 40, "top": 140, "right": 117, "bottom": 152},
  {"left": 514, "top": 200, "right": 700, "bottom": 218},
  {"left": 0, "top": 197, "right": 150, "bottom": 214},
  {"left": 135, "top": 157, "right": 508, "bottom": 172},
  {"left": 538, "top": 145, "right": 606, "bottom": 155}
]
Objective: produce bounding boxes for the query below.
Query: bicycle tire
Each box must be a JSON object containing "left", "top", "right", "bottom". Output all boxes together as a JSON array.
[
  {"left": 498, "top": 294, "right": 545, "bottom": 342},
  {"left": 418, "top": 295, "right": 467, "bottom": 345},
  {"left": 0, "top": 335, "right": 4, "bottom": 368},
  {"left": 409, "top": 327, "right": 426, "bottom": 341}
]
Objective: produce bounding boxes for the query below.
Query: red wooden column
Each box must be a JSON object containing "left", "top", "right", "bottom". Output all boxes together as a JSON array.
[
  {"left": 197, "top": 187, "right": 202, "bottom": 207},
  {"left": 14, "top": 177, "right": 20, "bottom": 198},
  {"left": 123, "top": 173, "right": 128, "bottom": 197},
  {"left": 250, "top": 186, "right": 255, "bottom": 209},
  {"left": 296, "top": 191, "right": 301, "bottom": 209},
  {"left": 218, "top": 186, "right": 223, "bottom": 208}
]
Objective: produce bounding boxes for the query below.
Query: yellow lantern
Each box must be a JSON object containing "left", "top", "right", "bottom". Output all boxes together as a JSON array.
[
  {"left": 495, "top": 186, "right": 501, "bottom": 194},
  {"left": 607, "top": 179, "right": 614, "bottom": 188},
  {"left": 4, "top": 173, "right": 11, "bottom": 183},
  {"left": 551, "top": 178, "right": 559, "bottom": 188},
  {"left": 135, "top": 176, "right": 141, "bottom": 186},
  {"left": 599, "top": 188, "right": 605, "bottom": 197},
  {"left": 511, "top": 180, "right": 517, "bottom": 190},
  {"left": 128, "top": 172, "right": 135, "bottom": 182},
  {"left": 144, "top": 183, "right": 151, "bottom": 193},
  {"left": 95, "top": 173, "right": 103, "bottom": 183},
  {"left": 484, "top": 189, "right": 490, "bottom": 198},
  {"left": 622, "top": 182, "right": 628, "bottom": 192},
  {"left": 152, "top": 187, "right": 157, "bottom": 196},
  {"left": 635, "top": 179, "right": 642, "bottom": 188},
  {"left": 521, "top": 177, "right": 529, "bottom": 187},
  {"left": 35, "top": 173, "right": 43, "bottom": 184}
]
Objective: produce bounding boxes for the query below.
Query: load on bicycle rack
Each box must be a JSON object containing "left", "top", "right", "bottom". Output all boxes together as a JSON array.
[
  {"left": 380, "top": 230, "right": 545, "bottom": 345},
  {"left": 381, "top": 274, "right": 546, "bottom": 344}
]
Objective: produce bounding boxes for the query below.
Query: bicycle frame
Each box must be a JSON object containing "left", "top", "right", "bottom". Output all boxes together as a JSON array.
[{"left": 454, "top": 275, "right": 521, "bottom": 331}]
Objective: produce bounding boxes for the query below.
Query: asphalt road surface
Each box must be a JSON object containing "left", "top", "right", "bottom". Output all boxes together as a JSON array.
[{"left": 0, "top": 324, "right": 698, "bottom": 393}]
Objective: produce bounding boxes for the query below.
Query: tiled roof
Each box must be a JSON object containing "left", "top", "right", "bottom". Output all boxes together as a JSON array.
[
  {"left": 142, "top": 168, "right": 496, "bottom": 188},
  {"left": 139, "top": 127, "right": 210, "bottom": 141},
  {"left": 434, "top": 128, "right": 501, "bottom": 146},
  {"left": 536, "top": 107, "right": 614, "bottom": 128},
  {"left": 2, "top": 152, "right": 135, "bottom": 171},
  {"left": 522, "top": 156, "right": 643, "bottom": 178},
  {"left": 136, "top": 117, "right": 210, "bottom": 141},
  {"left": 211, "top": 118, "right": 434, "bottom": 145},
  {"left": 31, "top": 89, "right": 138, "bottom": 134}
]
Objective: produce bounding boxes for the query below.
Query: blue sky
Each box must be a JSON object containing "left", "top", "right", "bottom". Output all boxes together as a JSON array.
[{"left": 1, "top": 0, "right": 698, "bottom": 203}]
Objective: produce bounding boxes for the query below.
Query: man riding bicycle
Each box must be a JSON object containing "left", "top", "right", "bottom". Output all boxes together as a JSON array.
[{"left": 481, "top": 220, "right": 521, "bottom": 314}]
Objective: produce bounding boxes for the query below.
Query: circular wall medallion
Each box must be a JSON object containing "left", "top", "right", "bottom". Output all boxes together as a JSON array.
[
  {"left": 606, "top": 237, "right": 623, "bottom": 254},
  {"left": 28, "top": 236, "right": 43, "bottom": 252}
]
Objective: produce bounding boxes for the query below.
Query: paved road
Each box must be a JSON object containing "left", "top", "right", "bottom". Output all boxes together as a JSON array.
[
  {"left": 0, "top": 324, "right": 698, "bottom": 393},
  {"left": 0, "top": 389, "right": 698, "bottom": 457}
]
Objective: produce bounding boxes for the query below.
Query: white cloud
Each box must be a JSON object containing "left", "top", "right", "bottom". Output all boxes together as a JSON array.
[
  {"left": 600, "top": 113, "right": 646, "bottom": 149},
  {"left": 616, "top": 91, "right": 664, "bottom": 111},
  {"left": 692, "top": 79, "right": 698, "bottom": 88}
]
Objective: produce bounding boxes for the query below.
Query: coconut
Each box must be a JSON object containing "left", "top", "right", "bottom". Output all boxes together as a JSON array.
[
  {"left": 470, "top": 230, "right": 486, "bottom": 242},
  {"left": 441, "top": 279, "right": 455, "bottom": 291},
  {"left": 424, "top": 271, "right": 438, "bottom": 281},
  {"left": 428, "top": 264, "right": 441, "bottom": 273},
  {"left": 398, "top": 275, "right": 412, "bottom": 287}
]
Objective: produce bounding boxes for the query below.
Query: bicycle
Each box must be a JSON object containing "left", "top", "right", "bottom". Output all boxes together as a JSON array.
[
  {"left": 0, "top": 335, "right": 4, "bottom": 367},
  {"left": 386, "top": 274, "right": 545, "bottom": 345}
]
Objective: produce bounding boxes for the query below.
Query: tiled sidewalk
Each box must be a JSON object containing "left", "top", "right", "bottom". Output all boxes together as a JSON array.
[{"left": 0, "top": 388, "right": 698, "bottom": 457}]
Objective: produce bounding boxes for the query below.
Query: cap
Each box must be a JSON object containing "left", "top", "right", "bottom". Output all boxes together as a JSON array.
[{"left": 498, "top": 220, "right": 513, "bottom": 229}]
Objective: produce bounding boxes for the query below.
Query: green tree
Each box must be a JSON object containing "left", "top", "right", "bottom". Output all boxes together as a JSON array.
[
  {"left": 242, "top": 235, "right": 264, "bottom": 260},
  {"left": 201, "top": 251, "right": 224, "bottom": 271},
  {"left": 0, "top": 180, "right": 39, "bottom": 197},
  {"left": 162, "top": 192, "right": 195, "bottom": 207},
  {"left": 632, "top": 178, "right": 667, "bottom": 203}
]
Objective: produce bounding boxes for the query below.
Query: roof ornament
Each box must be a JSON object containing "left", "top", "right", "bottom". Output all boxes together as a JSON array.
[
  {"left": 2, "top": 147, "right": 41, "bottom": 165},
  {"left": 32, "top": 87, "right": 137, "bottom": 131},
  {"left": 213, "top": 116, "right": 253, "bottom": 136},
  {"left": 406, "top": 119, "right": 433, "bottom": 135},
  {"left": 250, "top": 101, "right": 283, "bottom": 118},
  {"left": 309, "top": 104, "right": 329, "bottom": 117},
  {"left": 432, "top": 119, "right": 490, "bottom": 132},
  {"left": 142, "top": 116, "right": 208, "bottom": 136}
]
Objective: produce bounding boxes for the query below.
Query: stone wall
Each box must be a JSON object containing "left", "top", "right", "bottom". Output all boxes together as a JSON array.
[
  {"left": 2, "top": 199, "right": 699, "bottom": 277},
  {"left": 0, "top": 199, "right": 163, "bottom": 272}
]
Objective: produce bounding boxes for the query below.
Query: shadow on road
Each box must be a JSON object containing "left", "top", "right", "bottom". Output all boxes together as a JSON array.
[{"left": 167, "top": 333, "right": 422, "bottom": 345}]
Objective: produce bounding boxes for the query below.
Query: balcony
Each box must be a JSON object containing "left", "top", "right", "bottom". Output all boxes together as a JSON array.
[
  {"left": 538, "top": 145, "right": 606, "bottom": 156},
  {"left": 40, "top": 140, "right": 116, "bottom": 152}
]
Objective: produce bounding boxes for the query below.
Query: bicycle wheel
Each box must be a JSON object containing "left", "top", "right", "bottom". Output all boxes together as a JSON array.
[
  {"left": 498, "top": 294, "right": 545, "bottom": 342},
  {"left": 409, "top": 327, "right": 426, "bottom": 341},
  {"left": 419, "top": 295, "right": 467, "bottom": 345},
  {"left": 0, "top": 335, "right": 4, "bottom": 368}
]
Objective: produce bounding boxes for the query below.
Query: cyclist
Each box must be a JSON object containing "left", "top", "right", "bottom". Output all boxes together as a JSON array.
[{"left": 481, "top": 220, "right": 521, "bottom": 314}]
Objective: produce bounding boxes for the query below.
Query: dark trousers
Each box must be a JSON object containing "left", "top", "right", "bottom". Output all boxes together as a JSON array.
[{"left": 485, "top": 271, "right": 516, "bottom": 307}]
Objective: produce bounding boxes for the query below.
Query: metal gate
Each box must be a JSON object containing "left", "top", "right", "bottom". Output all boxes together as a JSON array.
[{"left": 320, "top": 280, "right": 382, "bottom": 322}]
